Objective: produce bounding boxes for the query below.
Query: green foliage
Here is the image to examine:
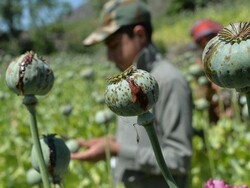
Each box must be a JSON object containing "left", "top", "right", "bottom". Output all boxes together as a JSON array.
[
  {"left": 0, "top": 0, "right": 71, "bottom": 35},
  {"left": 165, "top": 0, "right": 222, "bottom": 15},
  {"left": 62, "top": 19, "right": 102, "bottom": 54},
  {"left": 192, "top": 111, "right": 250, "bottom": 187},
  {"left": 1, "top": 1, "right": 250, "bottom": 187},
  {"left": 0, "top": 52, "right": 119, "bottom": 187},
  {"left": 26, "top": 0, "right": 72, "bottom": 29},
  {"left": 153, "top": 0, "right": 250, "bottom": 49},
  {"left": 0, "top": 38, "right": 22, "bottom": 55},
  {"left": 0, "top": 0, "right": 22, "bottom": 35},
  {"left": 29, "top": 28, "right": 56, "bottom": 54},
  {"left": 175, "top": 43, "right": 250, "bottom": 187},
  {"left": 0, "top": 0, "right": 71, "bottom": 55},
  {"left": 89, "top": 0, "right": 107, "bottom": 15},
  {"left": 2, "top": 52, "right": 250, "bottom": 187}
]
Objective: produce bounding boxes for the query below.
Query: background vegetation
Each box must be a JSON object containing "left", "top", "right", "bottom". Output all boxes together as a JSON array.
[{"left": 0, "top": 0, "right": 250, "bottom": 187}]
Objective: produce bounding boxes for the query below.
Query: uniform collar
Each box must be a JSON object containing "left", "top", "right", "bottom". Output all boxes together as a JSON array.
[{"left": 133, "top": 43, "right": 162, "bottom": 72}]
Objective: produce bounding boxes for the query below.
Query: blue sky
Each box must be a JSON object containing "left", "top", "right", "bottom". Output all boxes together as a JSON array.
[{"left": 64, "top": 0, "right": 86, "bottom": 9}]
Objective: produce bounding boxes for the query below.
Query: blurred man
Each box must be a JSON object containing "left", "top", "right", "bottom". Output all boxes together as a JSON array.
[
  {"left": 190, "top": 19, "right": 233, "bottom": 123},
  {"left": 191, "top": 19, "right": 222, "bottom": 50},
  {"left": 72, "top": 1, "right": 193, "bottom": 187}
]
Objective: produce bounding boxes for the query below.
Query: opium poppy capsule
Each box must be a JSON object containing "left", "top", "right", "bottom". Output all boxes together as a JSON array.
[
  {"left": 31, "top": 134, "right": 70, "bottom": 183},
  {"left": 105, "top": 66, "right": 159, "bottom": 116},
  {"left": 5, "top": 51, "right": 54, "bottom": 96},
  {"left": 202, "top": 22, "right": 250, "bottom": 93}
]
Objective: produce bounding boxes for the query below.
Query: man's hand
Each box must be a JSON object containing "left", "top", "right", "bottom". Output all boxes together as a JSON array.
[{"left": 71, "top": 137, "right": 120, "bottom": 162}]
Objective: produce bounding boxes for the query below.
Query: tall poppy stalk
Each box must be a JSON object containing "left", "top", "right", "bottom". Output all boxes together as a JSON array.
[{"left": 105, "top": 66, "right": 177, "bottom": 188}]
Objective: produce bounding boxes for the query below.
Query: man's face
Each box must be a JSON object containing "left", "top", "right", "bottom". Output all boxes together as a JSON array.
[{"left": 105, "top": 31, "right": 143, "bottom": 71}]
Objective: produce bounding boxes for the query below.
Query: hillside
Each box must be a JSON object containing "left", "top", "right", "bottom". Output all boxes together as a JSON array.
[
  {"left": 60, "top": 0, "right": 250, "bottom": 55},
  {"left": 1, "top": 0, "right": 249, "bottom": 56}
]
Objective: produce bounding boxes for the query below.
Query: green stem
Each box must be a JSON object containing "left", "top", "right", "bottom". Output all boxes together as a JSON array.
[
  {"left": 245, "top": 92, "right": 250, "bottom": 122},
  {"left": 138, "top": 112, "right": 178, "bottom": 188},
  {"left": 232, "top": 91, "right": 241, "bottom": 123},
  {"left": 104, "top": 123, "right": 114, "bottom": 188},
  {"left": 23, "top": 95, "right": 51, "bottom": 188},
  {"left": 202, "top": 111, "right": 215, "bottom": 177}
]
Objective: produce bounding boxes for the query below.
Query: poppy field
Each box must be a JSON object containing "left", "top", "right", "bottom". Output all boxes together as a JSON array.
[{"left": 0, "top": 50, "right": 250, "bottom": 188}]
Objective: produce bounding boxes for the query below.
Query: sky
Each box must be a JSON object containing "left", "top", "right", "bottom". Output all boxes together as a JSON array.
[{"left": 64, "top": 0, "right": 86, "bottom": 10}]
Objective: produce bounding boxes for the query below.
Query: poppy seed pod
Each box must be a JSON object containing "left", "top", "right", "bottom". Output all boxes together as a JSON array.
[
  {"left": 26, "top": 168, "right": 42, "bottom": 185},
  {"left": 105, "top": 66, "right": 159, "bottom": 116},
  {"left": 65, "top": 139, "right": 80, "bottom": 153},
  {"left": 202, "top": 22, "right": 250, "bottom": 93},
  {"left": 95, "top": 109, "right": 114, "bottom": 124},
  {"left": 31, "top": 134, "right": 70, "bottom": 183},
  {"left": 5, "top": 51, "right": 54, "bottom": 96}
]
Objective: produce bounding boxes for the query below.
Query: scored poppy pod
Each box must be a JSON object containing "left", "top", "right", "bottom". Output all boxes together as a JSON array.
[
  {"left": 31, "top": 134, "right": 70, "bottom": 184},
  {"left": 104, "top": 66, "right": 159, "bottom": 116},
  {"left": 5, "top": 51, "right": 54, "bottom": 96}
]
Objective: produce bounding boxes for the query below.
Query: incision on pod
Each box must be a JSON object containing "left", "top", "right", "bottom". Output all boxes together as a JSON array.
[
  {"left": 17, "top": 51, "right": 34, "bottom": 95},
  {"left": 31, "top": 134, "right": 70, "bottom": 184},
  {"left": 126, "top": 77, "right": 148, "bottom": 111},
  {"left": 5, "top": 51, "right": 54, "bottom": 96}
]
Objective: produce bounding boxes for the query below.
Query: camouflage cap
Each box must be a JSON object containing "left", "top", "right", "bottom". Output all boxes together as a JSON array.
[{"left": 83, "top": 0, "right": 151, "bottom": 46}]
